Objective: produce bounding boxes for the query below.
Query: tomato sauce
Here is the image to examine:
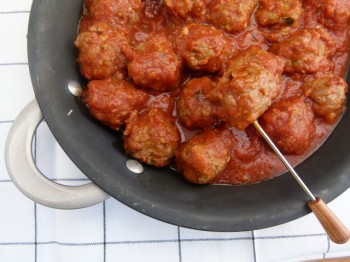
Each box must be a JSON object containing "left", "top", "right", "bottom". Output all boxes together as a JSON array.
[{"left": 79, "top": 0, "right": 350, "bottom": 185}]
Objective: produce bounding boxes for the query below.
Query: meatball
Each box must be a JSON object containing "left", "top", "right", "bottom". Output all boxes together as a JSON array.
[
  {"left": 208, "top": 0, "right": 258, "bottom": 34},
  {"left": 270, "top": 27, "right": 335, "bottom": 78},
  {"left": 176, "top": 129, "right": 235, "bottom": 184},
  {"left": 164, "top": 0, "right": 209, "bottom": 21},
  {"left": 302, "top": 76, "right": 348, "bottom": 123},
  {"left": 261, "top": 96, "right": 315, "bottom": 155},
  {"left": 256, "top": 0, "right": 303, "bottom": 42},
  {"left": 75, "top": 22, "right": 128, "bottom": 80},
  {"left": 224, "top": 46, "right": 285, "bottom": 76},
  {"left": 87, "top": 0, "right": 142, "bottom": 27},
  {"left": 84, "top": 78, "right": 149, "bottom": 130},
  {"left": 125, "top": 36, "right": 182, "bottom": 92},
  {"left": 176, "top": 23, "right": 236, "bottom": 73},
  {"left": 177, "top": 77, "right": 218, "bottom": 129},
  {"left": 208, "top": 46, "right": 285, "bottom": 130},
  {"left": 124, "top": 109, "right": 180, "bottom": 167},
  {"left": 305, "top": 0, "right": 350, "bottom": 31},
  {"left": 256, "top": 0, "right": 303, "bottom": 27}
]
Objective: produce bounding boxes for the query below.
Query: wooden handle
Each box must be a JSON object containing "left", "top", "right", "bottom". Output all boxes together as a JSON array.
[{"left": 308, "top": 197, "right": 350, "bottom": 244}]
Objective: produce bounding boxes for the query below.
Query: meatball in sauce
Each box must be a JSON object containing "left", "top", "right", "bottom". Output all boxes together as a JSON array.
[
  {"left": 256, "top": 0, "right": 303, "bottom": 42},
  {"left": 124, "top": 108, "right": 180, "bottom": 167},
  {"left": 261, "top": 96, "right": 316, "bottom": 155},
  {"left": 176, "top": 23, "right": 236, "bottom": 73},
  {"left": 208, "top": 46, "right": 285, "bottom": 130},
  {"left": 78, "top": 0, "right": 350, "bottom": 185},
  {"left": 304, "top": 0, "right": 350, "bottom": 32},
  {"left": 125, "top": 35, "right": 182, "bottom": 92},
  {"left": 302, "top": 76, "right": 348, "bottom": 123},
  {"left": 83, "top": 78, "right": 149, "bottom": 130},
  {"left": 176, "top": 128, "right": 236, "bottom": 184},
  {"left": 270, "top": 27, "right": 336, "bottom": 79},
  {"left": 208, "top": 0, "right": 258, "bottom": 34},
  {"left": 177, "top": 77, "right": 219, "bottom": 129},
  {"left": 86, "top": 0, "right": 142, "bottom": 27},
  {"left": 75, "top": 21, "right": 128, "bottom": 80},
  {"left": 163, "top": 0, "right": 209, "bottom": 22}
]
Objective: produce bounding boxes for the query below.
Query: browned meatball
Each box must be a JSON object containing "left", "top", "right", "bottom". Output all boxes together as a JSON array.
[
  {"left": 124, "top": 108, "right": 181, "bottom": 167},
  {"left": 208, "top": 46, "right": 285, "bottom": 130},
  {"left": 270, "top": 27, "right": 335, "bottom": 78},
  {"left": 256, "top": 0, "right": 303, "bottom": 42},
  {"left": 177, "top": 77, "right": 218, "bottom": 129},
  {"left": 208, "top": 0, "right": 258, "bottom": 34},
  {"left": 87, "top": 0, "right": 142, "bottom": 27},
  {"left": 84, "top": 78, "right": 149, "bottom": 130},
  {"left": 75, "top": 22, "right": 128, "bottom": 80},
  {"left": 176, "top": 129, "right": 236, "bottom": 184},
  {"left": 256, "top": 0, "right": 303, "bottom": 27},
  {"left": 125, "top": 36, "right": 182, "bottom": 92},
  {"left": 222, "top": 46, "right": 286, "bottom": 76},
  {"left": 176, "top": 23, "right": 236, "bottom": 73},
  {"left": 164, "top": 0, "right": 209, "bottom": 21},
  {"left": 261, "top": 96, "right": 315, "bottom": 155},
  {"left": 305, "top": 0, "right": 350, "bottom": 31},
  {"left": 302, "top": 76, "right": 348, "bottom": 123}
]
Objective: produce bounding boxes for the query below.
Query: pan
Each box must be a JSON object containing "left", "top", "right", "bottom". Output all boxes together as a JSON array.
[{"left": 5, "top": 0, "right": 350, "bottom": 232}]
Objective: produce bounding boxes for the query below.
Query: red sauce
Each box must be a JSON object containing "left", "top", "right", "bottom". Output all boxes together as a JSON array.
[{"left": 78, "top": 0, "right": 350, "bottom": 185}]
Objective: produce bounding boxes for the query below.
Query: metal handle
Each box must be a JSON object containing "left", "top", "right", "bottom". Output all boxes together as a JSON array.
[{"left": 5, "top": 100, "right": 109, "bottom": 209}]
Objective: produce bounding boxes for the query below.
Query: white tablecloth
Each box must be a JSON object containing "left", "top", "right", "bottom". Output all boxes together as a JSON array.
[{"left": 1, "top": 1, "right": 350, "bottom": 261}]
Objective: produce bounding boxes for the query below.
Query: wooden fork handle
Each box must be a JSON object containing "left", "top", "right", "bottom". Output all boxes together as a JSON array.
[{"left": 308, "top": 197, "right": 350, "bottom": 244}]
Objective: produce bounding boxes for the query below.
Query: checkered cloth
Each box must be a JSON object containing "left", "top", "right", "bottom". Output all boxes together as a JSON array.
[{"left": 1, "top": 1, "right": 350, "bottom": 261}]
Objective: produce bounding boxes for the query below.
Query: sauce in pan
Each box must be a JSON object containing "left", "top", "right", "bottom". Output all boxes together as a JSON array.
[{"left": 76, "top": 0, "right": 350, "bottom": 185}]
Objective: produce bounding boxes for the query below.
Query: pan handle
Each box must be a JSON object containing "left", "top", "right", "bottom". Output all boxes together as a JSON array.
[{"left": 5, "top": 100, "right": 110, "bottom": 209}]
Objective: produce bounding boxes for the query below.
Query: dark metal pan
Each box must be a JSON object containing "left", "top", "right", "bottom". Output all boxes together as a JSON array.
[{"left": 19, "top": 0, "right": 350, "bottom": 231}]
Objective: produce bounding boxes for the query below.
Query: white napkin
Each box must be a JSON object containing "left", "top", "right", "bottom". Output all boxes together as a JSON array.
[{"left": 1, "top": 1, "right": 350, "bottom": 261}]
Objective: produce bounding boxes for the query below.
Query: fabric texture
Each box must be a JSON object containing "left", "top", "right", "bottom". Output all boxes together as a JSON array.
[{"left": 0, "top": 1, "right": 350, "bottom": 261}]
